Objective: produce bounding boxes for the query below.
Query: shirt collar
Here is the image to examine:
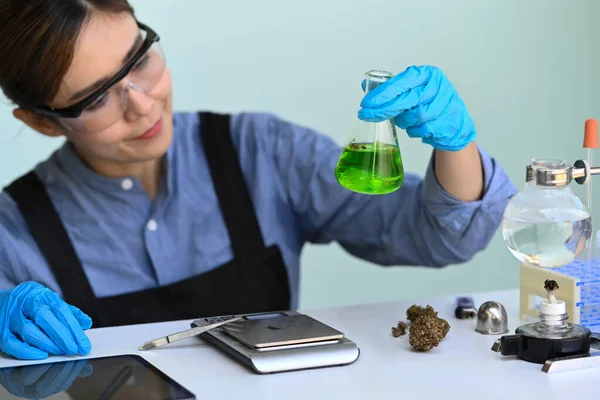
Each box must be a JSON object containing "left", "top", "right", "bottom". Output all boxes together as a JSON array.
[{"left": 55, "top": 128, "right": 176, "bottom": 196}]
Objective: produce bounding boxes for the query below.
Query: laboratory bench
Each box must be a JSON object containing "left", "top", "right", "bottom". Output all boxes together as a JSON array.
[{"left": 0, "top": 288, "right": 597, "bottom": 399}]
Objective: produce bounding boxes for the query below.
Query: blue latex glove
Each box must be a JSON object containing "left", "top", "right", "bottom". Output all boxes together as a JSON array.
[
  {"left": 0, "top": 359, "right": 92, "bottom": 398},
  {"left": 358, "top": 65, "right": 476, "bottom": 151},
  {"left": 0, "top": 281, "right": 92, "bottom": 360}
]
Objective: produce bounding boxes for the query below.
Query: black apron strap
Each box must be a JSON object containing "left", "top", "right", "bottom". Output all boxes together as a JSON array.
[
  {"left": 198, "top": 112, "right": 267, "bottom": 263},
  {"left": 3, "top": 112, "right": 287, "bottom": 328},
  {"left": 3, "top": 172, "right": 100, "bottom": 319}
]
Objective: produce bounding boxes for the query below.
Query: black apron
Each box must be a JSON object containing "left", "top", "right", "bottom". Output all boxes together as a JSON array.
[{"left": 3, "top": 112, "right": 291, "bottom": 328}]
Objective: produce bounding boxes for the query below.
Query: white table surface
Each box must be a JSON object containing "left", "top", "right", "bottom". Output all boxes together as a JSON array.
[{"left": 0, "top": 288, "right": 598, "bottom": 399}]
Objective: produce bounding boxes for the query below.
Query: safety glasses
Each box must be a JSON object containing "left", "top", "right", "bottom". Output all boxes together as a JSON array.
[{"left": 30, "top": 22, "right": 166, "bottom": 133}]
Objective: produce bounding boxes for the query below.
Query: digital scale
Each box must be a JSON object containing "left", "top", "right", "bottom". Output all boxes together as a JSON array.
[{"left": 190, "top": 311, "right": 360, "bottom": 374}]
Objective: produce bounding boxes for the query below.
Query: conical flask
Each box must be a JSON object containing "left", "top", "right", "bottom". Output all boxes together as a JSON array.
[{"left": 335, "top": 70, "right": 404, "bottom": 195}]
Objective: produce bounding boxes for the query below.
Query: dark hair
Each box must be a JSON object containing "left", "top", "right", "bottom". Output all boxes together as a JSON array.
[{"left": 0, "top": 0, "right": 135, "bottom": 109}]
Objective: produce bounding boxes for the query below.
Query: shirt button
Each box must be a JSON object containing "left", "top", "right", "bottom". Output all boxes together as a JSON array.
[
  {"left": 147, "top": 219, "right": 158, "bottom": 232},
  {"left": 121, "top": 178, "right": 133, "bottom": 191}
]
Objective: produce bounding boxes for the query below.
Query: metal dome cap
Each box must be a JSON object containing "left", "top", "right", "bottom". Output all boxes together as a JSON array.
[{"left": 475, "top": 301, "right": 509, "bottom": 335}]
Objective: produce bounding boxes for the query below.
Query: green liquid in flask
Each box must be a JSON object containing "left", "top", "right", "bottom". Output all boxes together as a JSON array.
[{"left": 335, "top": 142, "right": 404, "bottom": 195}]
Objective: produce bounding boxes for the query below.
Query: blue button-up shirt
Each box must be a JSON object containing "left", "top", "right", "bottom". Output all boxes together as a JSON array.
[{"left": 0, "top": 112, "right": 516, "bottom": 309}]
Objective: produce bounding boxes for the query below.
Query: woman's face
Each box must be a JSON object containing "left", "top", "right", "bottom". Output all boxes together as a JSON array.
[{"left": 39, "top": 12, "right": 173, "bottom": 170}]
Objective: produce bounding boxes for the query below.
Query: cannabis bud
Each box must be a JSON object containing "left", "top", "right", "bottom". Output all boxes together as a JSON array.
[{"left": 406, "top": 305, "right": 450, "bottom": 352}]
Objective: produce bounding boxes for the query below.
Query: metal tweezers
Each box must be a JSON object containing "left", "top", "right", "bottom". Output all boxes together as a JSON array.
[{"left": 138, "top": 317, "right": 243, "bottom": 351}]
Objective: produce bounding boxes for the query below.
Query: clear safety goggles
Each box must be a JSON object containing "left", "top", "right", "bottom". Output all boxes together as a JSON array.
[{"left": 30, "top": 22, "right": 166, "bottom": 134}]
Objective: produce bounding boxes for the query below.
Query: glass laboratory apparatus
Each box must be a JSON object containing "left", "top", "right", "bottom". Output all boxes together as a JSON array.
[
  {"left": 501, "top": 157, "right": 592, "bottom": 268},
  {"left": 334, "top": 70, "right": 404, "bottom": 195},
  {"left": 492, "top": 119, "right": 600, "bottom": 372}
]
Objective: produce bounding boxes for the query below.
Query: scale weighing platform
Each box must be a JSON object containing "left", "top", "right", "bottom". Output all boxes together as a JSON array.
[{"left": 191, "top": 311, "right": 360, "bottom": 374}]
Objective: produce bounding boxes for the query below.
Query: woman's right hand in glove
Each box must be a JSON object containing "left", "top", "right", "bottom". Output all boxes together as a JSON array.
[{"left": 0, "top": 281, "right": 92, "bottom": 360}]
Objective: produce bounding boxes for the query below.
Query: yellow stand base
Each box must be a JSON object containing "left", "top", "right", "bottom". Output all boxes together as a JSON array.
[{"left": 520, "top": 263, "right": 581, "bottom": 324}]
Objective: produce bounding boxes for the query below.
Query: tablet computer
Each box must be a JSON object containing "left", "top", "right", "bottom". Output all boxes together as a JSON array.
[{"left": 0, "top": 354, "right": 195, "bottom": 400}]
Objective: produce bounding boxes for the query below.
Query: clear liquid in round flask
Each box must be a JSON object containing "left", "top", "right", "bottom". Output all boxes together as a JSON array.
[{"left": 501, "top": 157, "right": 592, "bottom": 268}]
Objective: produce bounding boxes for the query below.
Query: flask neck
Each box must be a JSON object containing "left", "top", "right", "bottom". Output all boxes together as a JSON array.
[
  {"left": 530, "top": 157, "right": 567, "bottom": 171},
  {"left": 526, "top": 157, "right": 571, "bottom": 191},
  {"left": 365, "top": 70, "right": 393, "bottom": 93}
]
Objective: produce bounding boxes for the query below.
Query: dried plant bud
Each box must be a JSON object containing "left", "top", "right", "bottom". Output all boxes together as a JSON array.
[
  {"left": 391, "top": 321, "right": 408, "bottom": 337},
  {"left": 408, "top": 315, "right": 450, "bottom": 352},
  {"left": 406, "top": 304, "right": 438, "bottom": 323},
  {"left": 437, "top": 317, "right": 450, "bottom": 338}
]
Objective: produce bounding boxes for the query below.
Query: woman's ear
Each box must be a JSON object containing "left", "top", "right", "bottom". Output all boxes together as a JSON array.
[{"left": 13, "top": 108, "right": 64, "bottom": 137}]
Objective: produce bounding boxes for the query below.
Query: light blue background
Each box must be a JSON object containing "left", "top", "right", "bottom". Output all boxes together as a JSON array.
[{"left": 1, "top": 0, "right": 599, "bottom": 309}]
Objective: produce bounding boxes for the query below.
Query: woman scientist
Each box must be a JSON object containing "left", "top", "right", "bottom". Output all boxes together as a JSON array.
[{"left": 0, "top": 0, "right": 516, "bottom": 360}]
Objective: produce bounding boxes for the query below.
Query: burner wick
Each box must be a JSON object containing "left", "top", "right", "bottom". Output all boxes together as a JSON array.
[{"left": 544, "top": 279, "right": 559, "bottom": 304}]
